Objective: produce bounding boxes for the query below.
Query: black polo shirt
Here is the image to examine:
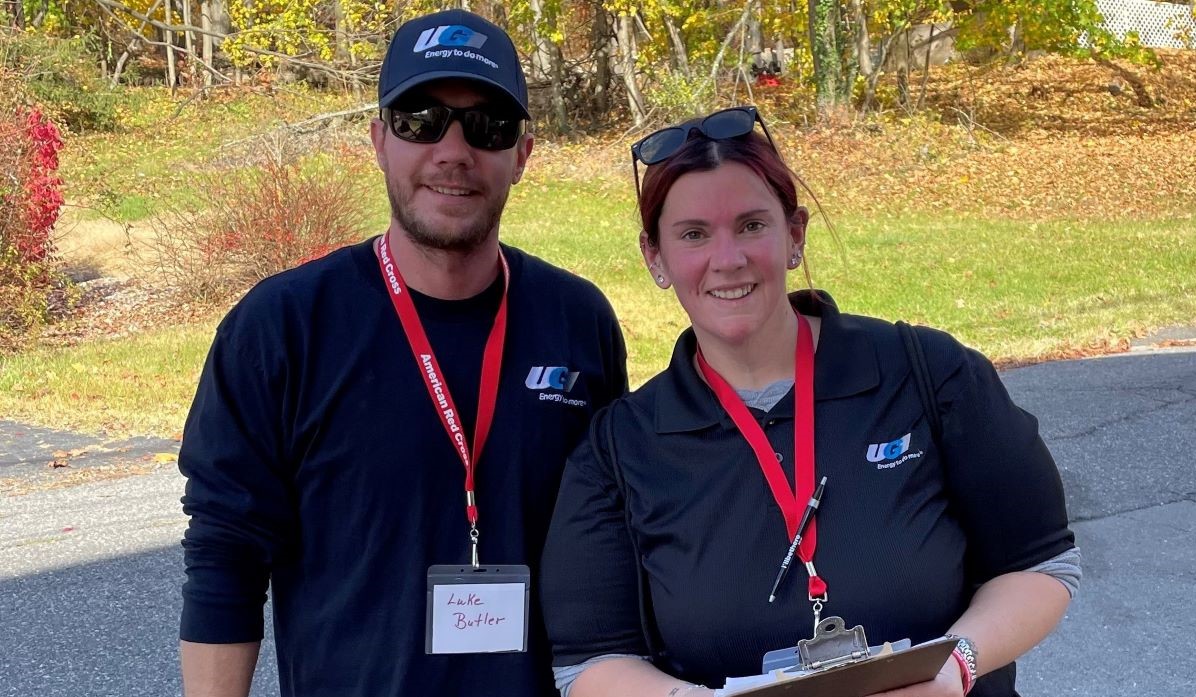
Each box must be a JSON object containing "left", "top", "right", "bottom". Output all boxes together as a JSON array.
[{"left": 541, "top": 291, "right": 1073, "bottom": 697}]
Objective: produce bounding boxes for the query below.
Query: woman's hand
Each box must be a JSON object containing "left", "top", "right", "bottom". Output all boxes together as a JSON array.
[{"left": 863, "top": 656, "right": 965, "bottom": 697}]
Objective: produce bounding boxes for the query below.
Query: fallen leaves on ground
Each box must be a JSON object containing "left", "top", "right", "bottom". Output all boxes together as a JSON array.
[{"left": 37, "top": 277, "right": 217, "bottom": 348}]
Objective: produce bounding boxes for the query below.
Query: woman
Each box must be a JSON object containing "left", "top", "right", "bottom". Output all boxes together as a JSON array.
[{"left": 539, "top": 107, "right": 1079, "bottom": 697}]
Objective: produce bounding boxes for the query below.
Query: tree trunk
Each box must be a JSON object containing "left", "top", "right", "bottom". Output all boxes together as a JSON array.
[
  {"left": 528, "top": 0, "right": 569, "bottom": 132},
  {"left": 807, "top": 0, "right": 819, "bottom": 78},
  {"left": 664, "top": 14, "right": 690, "bottom": 78},
  {"left": 746, "top": 12, "right": 763, "bottom": 72},
  {"left": 201, "top": 0, "right": 213, "bottom": 86},
  {"left": 916, "top": 23, "right": 935, "bottom": 110},
  {"left": 109, "top": 0, "right": 164, "bottom": 86},
  {"left": 1006, "top": 21, "right": 1023, "bottom": 63},
  {"left": 616, "top": 13, "right": 646, "bottom": 127},
  {"left": 1095, "top": 57, "right": 1155, "bottom": 108},
  {"left": 208, "top": 0, "right": 229, "bottom": 42},
  {"left": 849, "top": 0, "right": 872, "bottom": 80},
  {"left": 591, "top": 1, "right": 613, "bottom": 115},
  {"left": 182, "top": 0, "right": 195, "bottom": 86},
  {"left": 490, "top": 1, "right": 508, "bottom": 30},
  {"left": 333, "top": 0, "right": 350, "bottom": 61},
  {"left": 182, "top": 0, "right": 193, "bottom": 54},
  {"left": 810, "top": 0, "right": 843, "bottom": 110},
  {"left": 164, "top": 0, "right": 177, "bottom": 92},
  {"left": 710, "top": 1, "right": 753, "bottom": 84},
  {"left": 862, "top": 30, "right": 900, "bottom": 111}
]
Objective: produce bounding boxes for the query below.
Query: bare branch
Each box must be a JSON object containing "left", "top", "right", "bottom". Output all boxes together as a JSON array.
[
  {"left": 710, "top": 0, "right": 755, "bottom": 84},
  {"left": 91, "top": 0, "right": 378, "bottom": 81},
  {"left": 97, "top": 0, "right": 231, "bottom": 85},
  {"left": 288, "top": 103, "right": 378, "bottom": 132}
]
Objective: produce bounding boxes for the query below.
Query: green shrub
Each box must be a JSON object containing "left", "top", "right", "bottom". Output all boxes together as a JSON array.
[
  {"left": 646, "top": 67, "right": 716, "bottom": 124},
  {"left": 0, "top": 29, "right": 118, "bottom": 133}
]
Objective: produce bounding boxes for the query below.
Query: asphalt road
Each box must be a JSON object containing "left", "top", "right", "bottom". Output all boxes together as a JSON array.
[{"left": 1, "top": 347, "right": 1194, "bottom": 696}]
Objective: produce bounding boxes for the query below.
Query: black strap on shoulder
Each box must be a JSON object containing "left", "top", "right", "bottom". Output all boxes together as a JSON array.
[
  {"left": 897, "top": 321, "right": 942, "bottom": 444},
  {"left": 602, "top": 413, "right": 665, "bottom": 663}
]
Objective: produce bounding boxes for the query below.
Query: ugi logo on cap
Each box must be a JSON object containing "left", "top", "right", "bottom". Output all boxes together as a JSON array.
[{"left": 413, "top": 25, "right": 488, "bottom": 52}]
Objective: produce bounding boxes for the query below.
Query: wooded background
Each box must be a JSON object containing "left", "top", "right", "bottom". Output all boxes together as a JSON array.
[{"left": 1, "top": 0, "right": 1189, "bottom": 130}]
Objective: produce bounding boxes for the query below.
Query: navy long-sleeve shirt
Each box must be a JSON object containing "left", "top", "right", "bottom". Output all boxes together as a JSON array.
[{"left": 180, "top": 239, "right": 627, "bottom": 697}]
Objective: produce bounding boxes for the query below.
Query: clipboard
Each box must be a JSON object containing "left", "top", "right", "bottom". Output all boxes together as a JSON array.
[{"left": 727, "top": 618, "right": 957, "bottom": 697}]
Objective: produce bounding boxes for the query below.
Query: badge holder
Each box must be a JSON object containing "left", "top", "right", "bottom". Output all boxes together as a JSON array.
[{"left": 425, "top": 564, "right": 531, "bottom": 655}]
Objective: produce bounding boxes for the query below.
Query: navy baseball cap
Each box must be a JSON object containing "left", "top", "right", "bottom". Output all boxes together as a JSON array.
[{"left": 378, "top": 10, "right": 530, "bottom": 120}]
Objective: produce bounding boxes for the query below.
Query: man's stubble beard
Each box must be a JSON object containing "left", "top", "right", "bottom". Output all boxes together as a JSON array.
[{"left": 386, "top": 177, "right": 508, "bottom": 254}]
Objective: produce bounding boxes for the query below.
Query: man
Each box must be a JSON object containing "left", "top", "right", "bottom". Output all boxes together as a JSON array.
[{"left": 178, "top": 10, "right": 627, "bottom": 697}]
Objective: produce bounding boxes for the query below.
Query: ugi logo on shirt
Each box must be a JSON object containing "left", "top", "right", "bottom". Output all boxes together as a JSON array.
[
  {"left": 866, "top": 433, "right": 912, "bottom": 464},
  {"left": 525, "top": 366, "right": 580, "bottom": 392},
  {"left": 413, "top": 25, "right": 488, "bottom": 52}
]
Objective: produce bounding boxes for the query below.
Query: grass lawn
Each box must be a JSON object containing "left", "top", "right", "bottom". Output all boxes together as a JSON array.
[
  {"left": 0, "top": 323, "right": 214, "bottom": 437},
  {"left": 3, "top": 175, "right": 1193, "bottom": 437},
  {"left": 60, "top": 88, "right": 361, "bottom": 222}
]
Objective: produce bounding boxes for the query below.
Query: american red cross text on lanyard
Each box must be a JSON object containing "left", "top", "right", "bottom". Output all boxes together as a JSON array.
[
  {"left": 696, "top": 312, "right": 829, "bottom": 628},
  {"left": 376, "top": 233, "right": 509, "bottom": 568}
]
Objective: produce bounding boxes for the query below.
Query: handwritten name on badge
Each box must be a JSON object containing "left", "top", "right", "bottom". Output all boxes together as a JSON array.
[{"left": 431, "top": 582, "right": 526, "bottom": 653}]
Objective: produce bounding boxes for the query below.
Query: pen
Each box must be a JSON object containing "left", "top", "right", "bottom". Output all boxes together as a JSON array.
[{"left": 768, "top": 476, "right": 827, "bottom": 603}]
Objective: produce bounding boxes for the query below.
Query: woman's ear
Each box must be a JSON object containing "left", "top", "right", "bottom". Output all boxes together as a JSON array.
[
  {"left": 640, "top": 231, "right": 670, "bottom": 289},
  {"left": 791, "top": 206, "right": 810, "bottom": 248},
  {"left": 787, "top": 207, "right": 810, "bottom": 270}
]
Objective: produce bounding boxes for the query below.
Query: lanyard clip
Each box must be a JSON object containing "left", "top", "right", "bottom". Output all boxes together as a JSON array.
[
  {"left": 806, "top": 560, "right": 828, "bottom": 602},
  {"left": 469, "top": 527, "right": 480, "bottom": 569}
]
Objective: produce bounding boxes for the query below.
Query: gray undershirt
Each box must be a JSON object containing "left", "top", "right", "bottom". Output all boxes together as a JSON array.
[{"left": 736, "top": 379, "right": 795, "bottom": 412}]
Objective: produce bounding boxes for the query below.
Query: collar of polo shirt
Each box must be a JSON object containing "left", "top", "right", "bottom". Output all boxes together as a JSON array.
[{"left": 653, "top": 290, "right": 881, "bottom": 434}]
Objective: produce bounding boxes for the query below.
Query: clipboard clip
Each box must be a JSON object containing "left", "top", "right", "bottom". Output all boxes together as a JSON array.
[{"left": 797, "top": 616, "right": 871, "bottom": 672}]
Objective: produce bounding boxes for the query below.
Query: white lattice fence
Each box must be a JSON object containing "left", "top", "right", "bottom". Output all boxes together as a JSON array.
[{"left": 1095, "top": 0, "right": 1196, "bottom": 49}]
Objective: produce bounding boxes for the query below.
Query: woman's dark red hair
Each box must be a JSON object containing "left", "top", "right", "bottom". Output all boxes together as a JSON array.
[{"left": 638, "top": 131, "right": 800, "bottom": 246}]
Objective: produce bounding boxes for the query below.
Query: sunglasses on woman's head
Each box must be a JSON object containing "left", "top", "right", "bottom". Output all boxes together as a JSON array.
[
  {"left": 630, "top": 106, "right": 777, "bottom": 198},
  {"left": 381, "top": 104, "right": 526, "bottom": 151}
]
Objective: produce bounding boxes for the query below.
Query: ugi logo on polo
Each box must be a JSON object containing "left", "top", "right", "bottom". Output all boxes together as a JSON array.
[
  {"left": 866, "top": 433, "right": 912, "bottom": 463},
  {"left": 413, "top": 25, "right": 488, "bottom": 52},
  {"left": 525, "top": 366, "right": 580, "bottom": 392}
]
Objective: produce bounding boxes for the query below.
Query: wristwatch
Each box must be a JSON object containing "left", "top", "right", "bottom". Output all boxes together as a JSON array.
[{"left": 945, "top": 633, "right": 978, "bottom": 694}]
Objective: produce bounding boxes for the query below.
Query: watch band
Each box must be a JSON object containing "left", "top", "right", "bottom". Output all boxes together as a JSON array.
[{"left": 945, "top": 633, "right": 979, "bottom": 695}]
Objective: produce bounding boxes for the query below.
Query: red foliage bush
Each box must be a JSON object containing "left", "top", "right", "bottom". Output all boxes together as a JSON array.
[
  {"left": 1, "top": 84, "right": 67, "bottom": 349},
  {"left": 3, "top": 108, "right": 65, "bottom": 264},
  {"left": 145, "top": 144, "right": 374, "bottom": 302}
]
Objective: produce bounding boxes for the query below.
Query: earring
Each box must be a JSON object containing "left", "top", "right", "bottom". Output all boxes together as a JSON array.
[
  {"left": 656, "top": 274, "right": 666, "bottom": 284},
  {"left": 789, "top": 251, "right": 802, "bottom": 269}
]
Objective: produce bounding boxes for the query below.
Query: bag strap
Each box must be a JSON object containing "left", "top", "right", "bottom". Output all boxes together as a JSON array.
[
  {"left": 897, "top": 321, "right": 942, "bottom": 444},
  {"left": 602, "top": 411, "right": 666, "bottom": 662}
]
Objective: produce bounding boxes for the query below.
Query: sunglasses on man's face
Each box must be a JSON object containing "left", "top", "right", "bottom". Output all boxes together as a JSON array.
[
  {"left": 382, "top": 104, "right": 526, "bottom": 151},
  {"left": 630, "top": 106, "right": 777, "bottom": 198}
]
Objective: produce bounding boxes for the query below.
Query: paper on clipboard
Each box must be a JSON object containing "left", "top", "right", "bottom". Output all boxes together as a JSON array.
[{"left": 720, "top": 617, "right": 957, "bottom": 697}]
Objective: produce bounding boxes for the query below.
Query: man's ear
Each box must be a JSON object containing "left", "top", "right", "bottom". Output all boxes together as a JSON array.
[
  {"left": 512, "top": 133, "right": 534, "bottom": 184},
  {"left": 369, "top": 118, "right": 388, "bottom": 172}
]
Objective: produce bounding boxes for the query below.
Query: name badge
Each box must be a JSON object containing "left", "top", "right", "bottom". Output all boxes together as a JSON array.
[{"left": 426, "top": 564, "right": 531, "bottom": 654}]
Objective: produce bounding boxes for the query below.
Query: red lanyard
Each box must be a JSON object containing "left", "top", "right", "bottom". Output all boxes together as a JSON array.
[
  {"left": 695, "top": 312, "right": 827, "bottom": 600},
  {"left": 376, "top": 233, "right": 509, "bottom": 566}
]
